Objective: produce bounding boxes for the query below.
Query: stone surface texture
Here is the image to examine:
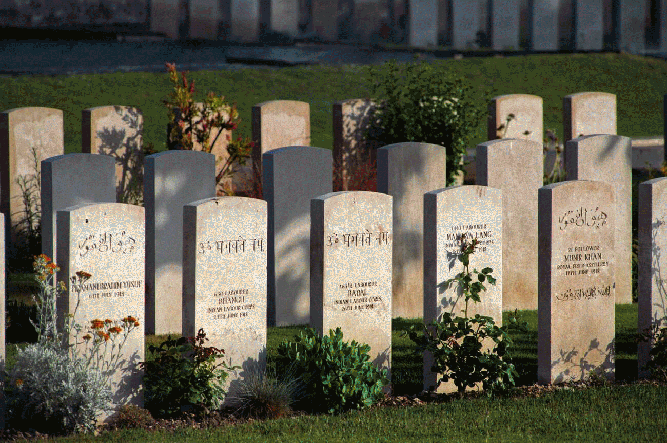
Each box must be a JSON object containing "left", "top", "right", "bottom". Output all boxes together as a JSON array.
[
  {"left": 488, "top": 94, "right": 543, "bottom": 145},
  {"left": 270, "top": 0, "right": 299, "bottom": 37},
  {"left": 491, "top": 0, "right": 520, "bottom": 50},
  {"left": 538, "top": 180, "right": 615, "bottom": 384},
  {"left": 409, "top": 0, "right": 438, "bottom": 48},
  {"left": 183, "top": 196, "right": 267, "bottom": 404},
  {"left": 41, "top": 153, "right": 116, "bottom": 262},
  {"left": 189, "top": 0, "right": 222, "bottom": 39},
  {"left": 263, "top": 146, "right": 332, "bottom": 326},
  {"left": 452, "top": 0, "right": 485, "bottom": 49},
  {"left": 565, "top": 134, "right": 632, "bottom": 304},
  {"left": 0, "top": 107, "right": 64, "bottom": 253},
  {"left": 619, "top": 0, "right": 646, "bottom": 54},
  {"left": 311, "top": 191, "right": 392, "bottom": 377},
  {"left": 56, "top": 202, "right": 145, "bottom": 419},
  {"left": 638, "top": 177, "right": 667, "bottom": 375},
  {"left": 575, "top": 0, "right": 603, "bottom": 50},
  {"left": 423, "top": 185, "right": 502, "bottom": 392},
  {"left": 476, "top": 138, "right": 542, "bottom": 310},
  {"left": 231, "top": 0, "right": 260, "bottom": 42},
  {"left": 532, "top": 0, "right": 559, "bottom": 50},
  {"left": 377, "top": 142, "right": 447, "bottom": 318},
  {"left": 332, "top": 98, "right": 378, "bottom": 191},
  {"left": 563, "top": 92, "right": 617, "bottom": 143},
  {"left": 82, "top": 106, "right": 144, "bottom": 204},
  {"left": 144, "top": 150, "right": 215, "bottom": 335}
]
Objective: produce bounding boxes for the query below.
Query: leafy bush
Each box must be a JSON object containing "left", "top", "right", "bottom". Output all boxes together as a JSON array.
[
  {"left": 5, "top": 343, "right": 110, "bottom": 435},
  {"left": 277, "top": 327, "right": 388, "bottom": 414},
  {"left": 141, "top": 328, "right": 235, "bottom": 418},
  {"left": 365, "top": 60, "right": 487, "bottom": 185},
  {"left": 106, "top": 405, "right": 156, "bottom": 430},
  {"left": 643, "top": 321, "right": 667, "bottom": 381},
  {"left": 409, "top": 237, "right": 522, "bottom": 396}
]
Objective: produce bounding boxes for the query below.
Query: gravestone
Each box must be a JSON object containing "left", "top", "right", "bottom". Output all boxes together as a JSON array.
[
  {"left": 377, "top": 142, "right": 447, "bottom": 318},
  {"left": 183, "top": 197, "right": 267, "bottom": 403},
  {"left": 311, "top": 191, "right": 392, "bottom": 378},
  {"left": 618, "top": 0, "right": 646, "bottom": 54},
  {"left": 56, "top": 202, "right": 145, "bottom": 418},
  {"left": 538, "top": 180, "right": 615, "bottom": 384},
  {"left": 638, "top": 177, "right": 667, "bottom": 375},
  {"left": 82, "top": 106, "right": 144, "bottom": 204},
  {"left": 332, "top": 99, "right": 378, "bottom": 191},
  {"left": 491, "top": 0, "right": 520, "bottom": 50},
  {"left": 41, "top": 154, "right": 116, "bottom": 262},
  {"left": 476, "top": 138, "right": 542, "bottom": 310},
  {"left": 189, "top": 0, "right": 222, "bottom": 39},
  {"left": 270, "top": 0, "right": 299, "bottom": 37},
  {"left": 488, "top": 94, "right": 543, "bottom": 144},
  {"left": 531, "top": 0, "right": 559, "bottom": 50},
  {"left": 0, "top": 107, "right": 64, "bottom": 258},
  {"left": 566, "top": 135, "right": 632, "bottom": 304},
  {"left": 231, "top": 0, "right": 260, "bottom": 42},
  {"left": 409, "top": 0, "right": 438, "bottom": 48},
  {"left": 563, "top": 92, "right": 617, "bottom": 143},
  {"left": 423, "top": 185, "right": 502, "bottom": 392},
  {"left": 264, "top": 146, "right": 332, "bottom": 326},
  {"left": 312, "top": 0, "right": 338, "bottom": 41},
  {"left": 252, "top": 100, "right": 310, "bottom": 180},
  {"left": 452, "top": 0, "right": 485, "bottom": 49},
  {"left": 144, "top": 150, "right": 216, "bottom": 335},
  {"left": 575, "top": 0, "right": 603, "bottom": 50},
  {"left": 150, "top": 0, "right": 179, "bottom": 39}
]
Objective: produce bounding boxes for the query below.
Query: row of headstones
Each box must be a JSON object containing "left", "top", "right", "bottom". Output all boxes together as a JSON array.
[
  {"left": 151, "top": 0, "right": 657, "bottom": 54},
  {"left": 0, "top": 92, "right": 629, "bottom": 324},
  {"left": 3, "top": 169, "right": 667, "bottom": 415}
]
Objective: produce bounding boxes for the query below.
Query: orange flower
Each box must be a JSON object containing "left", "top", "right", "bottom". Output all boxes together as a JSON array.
[
  {"left": 133, "top": 321, "right": 140, "bottom": 327},
  {"left": 91, "top": 319, "right": 105, "bottom": 330},
  {"left": 123, "top": 316, "right": 137, "bottom": 323},
  {"left": 15, "top": 378, "right": 23, "bottom": 386},
  {"left": 104, "top": 319, "right": 113, "bottom": 324},
  {"left": 108, "top": 327, "right": 122, "bottom": 334},
  {"left": 76, "top": 271, "right": 92, "bottom": 280},
  {"left": 83, "top": 334, "right": 92, "bottom": 341}
]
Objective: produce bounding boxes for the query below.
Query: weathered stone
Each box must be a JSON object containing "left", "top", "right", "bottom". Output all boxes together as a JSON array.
[
  {"left": 264, "top": 146, "right": 332, "bottom": 326},
  {"left": 409, "top": 0, "right": 438, "bottom": 48},
  {"left": 538, "top": 180, "right": 615, "bottom": 384},
  {"left": 423, "top": 185, "right": 502, "bottom": 392},
  {"left": 332, "top": 99, "right": 378, "bottom": 191},
  {"left": 311, "top": 191, "right": 392, "bottom": 377},
  {"left": 452, "top": 0, "right": 485, "bottom": 49},
  {"left": 575, "top": 0, "right": 603, "bottom": 50},
  {"left": 488, "top": 94, "right": 543, "bottom": 145},
  {"left": 41, "top": 154, "right": 116, "bottom": 262},
  {"left": 476, "top": 138, "right": 542, "bottom": 310},
  {"left": 0, "top": 107, "right": 64, "bottom": 259},
  {"left": 491, "top": 0, "right": 520, "bottom": 50},
  {"left": 183, "top": 196, "right": 267, "bottom": 404},
  {"left": 189, "top": 0, "right": 222, "bottom": 39},
  {"left": 252, "top": 100, "right": 310, "bottom": 179},
  {"left": 56, "top": 202, "right": 145, "bottom": 419},
  {"left": 618, "top": 0, "right": 646, "bottom": 54},
  {"left": 150, "top": 0, "right": 179, "bottom": 39},
  {"left": 231, "top": 0, "right": 260, "bottom": 42},
  {"left": 377, "top": 142, "right": 447, "bottom": 318},
  {"left": 565, "top": 134, "right": 632, "bottom": 304},
  {"left": 532, "top": 0, "right": 559, "bottom": 50},
  {"left": 312, "top": 0, "right": 338, "bottom": 41},
  {"left": 270, "top": 0, "right": 299, "bottom": 37},
  {"left": 144, "top": 150, "right": 216, "bottom": 335},
  {"left": 563, "top": 92, "right": 617, "bottom": 143},
  {"left": 638, "top": 177, "right": 667, "bottom": 375},
  {"left": 82, "top": 106, "right": 144, "bottom": 204}
]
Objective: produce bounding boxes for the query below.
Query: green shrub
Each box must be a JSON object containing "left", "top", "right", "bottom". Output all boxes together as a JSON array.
[
  {"left": 234, "top": 365, "right": 303, "bottom": 419},
  {"left": 409, "top": 237, "right": 523, "bottom": 395},
  {"left": 365, "top": 60, "right": 487, "bottom": 185},
  {"left": 107, "top": 405, "right": 156, "bottom": 430},
  {"left": 141, "top": 328, "right": 235, "bottom": 418},
  {"left": 277, "top": 327, "right": 388, "bottom": 414},
  {"left": 643, "top": 321, "right": 667, "bottom": 381}
]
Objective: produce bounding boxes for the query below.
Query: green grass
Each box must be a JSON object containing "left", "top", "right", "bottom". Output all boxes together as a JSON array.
[{"left": 1, "top": 52, "right": 666, "bottom": 155}]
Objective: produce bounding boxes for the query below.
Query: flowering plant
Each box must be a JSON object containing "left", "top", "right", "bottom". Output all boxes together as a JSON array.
[{"left": 164, "top": 63, "right": 255, "bottom": 195}]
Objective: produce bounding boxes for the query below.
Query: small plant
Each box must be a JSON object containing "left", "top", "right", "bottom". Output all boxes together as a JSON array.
[
  {"left": 11, "top": 145, "right": 42, "bottom": 272},
  {"left": 5, "top": 254, "right": 141, "bottom": 435},
  {"left": 106, "top": 405, "right": 156, "bottom": 430},
  {"left": 277, "top": 327, "right": 388, "bottom": 414},
  {"left": 543, "top": 128, "right": 566, "bottom": 185},
  {"left": 642, "top": 319, "right": 667, "bottom": 381},
  {"left": 234, "top": 364, "right": 303, "bottom": 419},
  {"left": 408, "top": 236, "right": 522, "bottom": 396},
  {"left": 333, "top": 155, "right": 377, "bottom": 192},
  {"left": 141, "top": 328, "right": 236, "bottom": 418},
  {"left": 164, "top": 63, "right": 254, "bottom": 195},
  {"left": 365, "top": 59, "right": 487, "bottom": 185}
]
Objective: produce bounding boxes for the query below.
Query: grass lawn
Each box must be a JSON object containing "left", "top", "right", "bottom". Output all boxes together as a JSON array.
[{"left": 0, "top": 52, "right": 665, "bottom": 155}]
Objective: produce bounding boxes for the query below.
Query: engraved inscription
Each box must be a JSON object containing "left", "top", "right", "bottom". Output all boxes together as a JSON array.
[
  {"left": 326, "top": 228, "right": 391, "bottom": 247},
  {"left": 558, "top": 207, "right": 608, "bottom": 230},
  {"left": 445, "top": 224, "right": 495, "bottom": 253},
  {"left": 556, "top": 285, "right": 612, "bottom": 302},
  {"left": 78, "top": 231, "right": 137, "bottom": 257},
  {"left": 72, "top": 280, "right": 143, "bottom": 300},
  {"left": 335, "top": 280, "right": 383, "bottom": 312},
  {"left": 555, "top": 244, "right": 609, "bottom": 276},
  {"left": 198, "top": 237, "right": 265, "bottom": 255},
  {"left": 207, "top": 288, "right": 256, "bottom": 320}
]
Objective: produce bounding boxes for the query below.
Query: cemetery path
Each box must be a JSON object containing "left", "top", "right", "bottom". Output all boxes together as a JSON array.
[{"left": 0, "top": 40, "right": 440, "bottom": 76}]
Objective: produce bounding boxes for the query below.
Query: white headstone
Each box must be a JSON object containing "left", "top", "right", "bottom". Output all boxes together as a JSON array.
[
  {"left": 409, "top": 0, "right": 438, "bottom": 48},
  {"left": 575, "top": 0, "right": 603, "bottom": 50},
  {"left": 491, "top": 0, "right": 520, "bottom": 50},
  {"left": 532, "top": 0, "right": 559, "bottom": 50}
]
